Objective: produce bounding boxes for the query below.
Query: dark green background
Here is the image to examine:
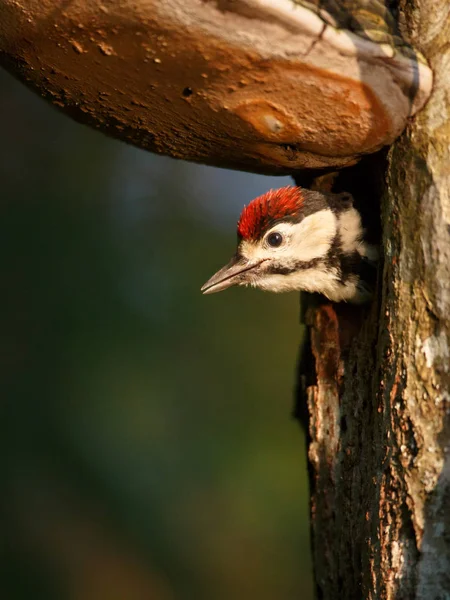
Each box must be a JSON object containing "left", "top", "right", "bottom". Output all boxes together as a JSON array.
[{"left": 1, "top": 69, "right": 313, "bottom": 600}]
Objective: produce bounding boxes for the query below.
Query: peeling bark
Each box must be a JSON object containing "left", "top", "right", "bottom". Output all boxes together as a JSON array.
[{"left": 298, "top": 0, "right": 450, "bottom": 597}]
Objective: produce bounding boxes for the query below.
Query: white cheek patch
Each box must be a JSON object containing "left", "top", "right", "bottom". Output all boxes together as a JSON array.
[
  {"left": 290, "top": 209, "right": 337, "bottom": 261},
  {"left": 239, "top": 209, "right": 337, "bottom": 263}
]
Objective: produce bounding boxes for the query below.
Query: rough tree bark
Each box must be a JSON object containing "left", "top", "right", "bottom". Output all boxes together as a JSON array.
[
  {"left": 297, "top": 1, "right": 450, "bottom": 598},
  {"left": 0, "top": 1, "right": 448, "bottom": 599}
]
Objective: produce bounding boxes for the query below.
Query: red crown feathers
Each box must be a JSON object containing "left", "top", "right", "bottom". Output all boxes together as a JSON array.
[{"left": 237, "top": 186, "right": 304, "bottom": 241}]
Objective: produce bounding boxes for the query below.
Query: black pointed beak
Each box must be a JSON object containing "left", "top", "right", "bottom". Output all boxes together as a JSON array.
[{"left": 201, "top": 255, "right": 265, "bottom": 295}]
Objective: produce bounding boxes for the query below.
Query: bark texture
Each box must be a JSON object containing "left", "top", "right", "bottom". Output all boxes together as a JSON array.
[{"left": 299, "top": 0, "right": 450, "bottom": 597}]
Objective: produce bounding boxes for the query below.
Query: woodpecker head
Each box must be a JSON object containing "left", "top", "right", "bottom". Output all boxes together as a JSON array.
[{"left": 201, "top": 186, "right": 377, "bottom": 303}]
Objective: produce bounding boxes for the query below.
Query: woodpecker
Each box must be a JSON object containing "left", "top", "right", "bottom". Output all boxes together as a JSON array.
[{"left": 201, "top": 186, "right": 378, "bottom": 303}]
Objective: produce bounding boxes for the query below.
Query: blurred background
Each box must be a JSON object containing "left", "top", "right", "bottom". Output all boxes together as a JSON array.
[{"left": 1, "top": 68, "right": 313, "bottom": 600}]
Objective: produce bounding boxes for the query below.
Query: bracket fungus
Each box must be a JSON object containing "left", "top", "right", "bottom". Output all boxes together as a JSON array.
[{"left": 0, "top": 0, "right": 433, "bottom": 174}]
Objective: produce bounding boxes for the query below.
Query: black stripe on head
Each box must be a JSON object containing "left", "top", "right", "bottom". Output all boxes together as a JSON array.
[
  {"left": 338, "top": 251, "right": 362, "bottom": 284},
  {"left": 322, "top": 233, "right": 341, "bottom": 271},
  {"left": 300, "top": 190, "right": 329, "bottom": 218},
  {"left": 301, "top": 190, "right": 353, "bottom": 218},
  {"left": 265, "top": 257, "right": 324, "bottom": 275},
  {"left": 335, "top": 249, "right": 377, "bottom": 288}
]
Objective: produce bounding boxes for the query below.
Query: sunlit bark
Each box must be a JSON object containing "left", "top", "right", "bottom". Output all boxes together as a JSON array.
[{"left": 299, "top": 0, "right": 450, "bottom": 596}]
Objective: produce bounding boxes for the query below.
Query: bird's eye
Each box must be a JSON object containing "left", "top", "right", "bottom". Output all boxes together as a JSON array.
[{"left": 267, "top": 232, "right": 283, "bottom": 247}]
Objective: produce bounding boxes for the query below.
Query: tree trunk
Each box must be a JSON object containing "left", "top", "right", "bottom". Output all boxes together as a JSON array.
[{"left": 297, "top": 1, "right": 450, "bottom": 598}]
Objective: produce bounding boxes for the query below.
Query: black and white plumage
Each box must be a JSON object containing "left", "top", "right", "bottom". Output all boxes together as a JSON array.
[{"left": 201, "top": 186, "right": 378, "bottom": 303}]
